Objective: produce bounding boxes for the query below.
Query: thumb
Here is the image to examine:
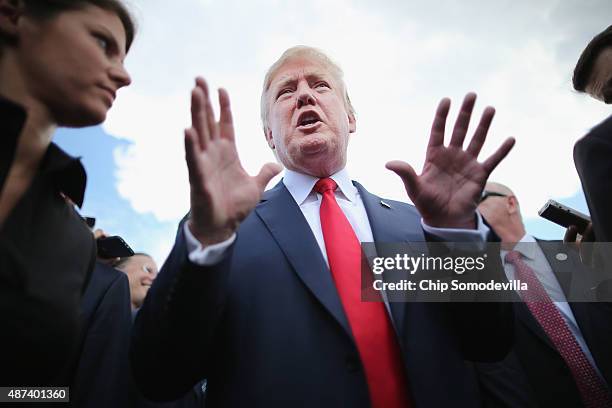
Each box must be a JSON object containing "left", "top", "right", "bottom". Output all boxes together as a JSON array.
[
  {"left": 386, "top": 160, "right": 419, "bottom": 197},
  {"left": 255, "top": 162, "right": 282, "bottom": 191}
]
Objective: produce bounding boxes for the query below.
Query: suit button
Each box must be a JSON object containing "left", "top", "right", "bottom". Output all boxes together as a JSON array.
[{"left": 345, "top": 355, "right": 361, "bottom": 372}]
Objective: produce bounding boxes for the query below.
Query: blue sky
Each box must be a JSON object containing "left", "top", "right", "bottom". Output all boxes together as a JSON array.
[{"left": 55, "top": 127, "right": 179, "bottom": 264}]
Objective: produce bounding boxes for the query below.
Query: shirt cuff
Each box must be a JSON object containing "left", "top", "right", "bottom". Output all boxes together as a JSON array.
[
  {"left": 421, "top": 212, "right": 489, "bottom": 243},
  {"left": 183, "top": 222, "right": 236, "bottom": 266}
]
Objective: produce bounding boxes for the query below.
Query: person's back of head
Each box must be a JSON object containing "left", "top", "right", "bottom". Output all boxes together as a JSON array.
[{"left": 573, "top": 25, "right": 612, "bottom": 103}]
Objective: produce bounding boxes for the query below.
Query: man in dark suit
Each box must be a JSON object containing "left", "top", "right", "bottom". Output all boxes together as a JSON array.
[
  {"left": 573, "top": 116, "right": 612, "bottom": 245},
  {"left": 475, "top": 182, "right": 612, "bottom": 408},
  {"left": 115, "top": 254, "right": 207, "bottom": 408},
  {"left": 572, "top": 25, "right": 612, "bottom": 243},
  {"left": 132, "top": 46, "right": 516, "bottom": 407}
]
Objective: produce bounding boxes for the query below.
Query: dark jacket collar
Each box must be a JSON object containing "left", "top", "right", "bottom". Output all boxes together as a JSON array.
[{"left": 0, "top": 97, "right": 87, "bottom": 207}]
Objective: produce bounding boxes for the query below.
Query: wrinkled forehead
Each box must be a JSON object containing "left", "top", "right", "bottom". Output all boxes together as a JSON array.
[{"left": 266, "top": 55, "right": 340, "bottom": 91}]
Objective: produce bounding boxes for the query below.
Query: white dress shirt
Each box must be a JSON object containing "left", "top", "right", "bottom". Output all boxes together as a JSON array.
[{"left": 501, "top": 234, "right": 604, "bottom": 379}]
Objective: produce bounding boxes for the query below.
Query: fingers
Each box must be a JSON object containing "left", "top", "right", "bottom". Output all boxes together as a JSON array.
[
  {"left": 385, "top": 160, "right": 419, "bottom": 197},
  {"left": 466, "top": 106, "right": 495, "bottom": 157},
  {"left": 184, "top": 128, "right": 203, "bottom": 186},
  {"left": 429, "top": 98, "right": 451, "bottom": 149},
  {"left": 449, "top": 92, "right": 476, "bottom": 148},
  {"left": 564, "top": 225, "right": 578, "bottom": 244},
  {"left": 218, "top": 88, "right": 235, "bottom": 141},
  {"left": 582, "top": 222, "right": 595, "bottom": 242},
  {"left": 93, "top": 229, "right": 108, "bottom": 240},
  {"left": 482, "top": 137, "right": 515, "bottom": 175},
  {"left": 191, "top": 77, "right": 233, "bottom": 147},
  {"left": 196, "top": 77, "right": 219, "bottom": 140},
  {"left": 578, "top": 223, "right": 594, "bottom": 266},
  {"left": 191, "top": 86, "right": 209, "bottom": 150},
  {"left": 255, "top": 162, "right": 282, "bottom": 191}
]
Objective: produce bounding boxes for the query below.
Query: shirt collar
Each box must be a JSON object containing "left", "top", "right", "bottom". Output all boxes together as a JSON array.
[
  {"left": 282, "top": 167, "right": 357, "bottom": 206},
  {"left": 43, "top": 144, "right": 87, "bottom": 208},
  {"left": 0, "top": 96, "right": 87, "bottom": 208},
  {"left": 0, "top": 97, "right": 27, "bottom": 191},
  {"left": 501, "top": 233, "right": 537, "bottom": 261}
]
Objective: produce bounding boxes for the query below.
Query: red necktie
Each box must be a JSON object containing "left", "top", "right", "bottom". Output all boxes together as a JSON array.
[
  {"left": 315, "top": 178, "right": 411, "bottom": 408},
  {"left": 505, "top": 251, "right": 612, "bottom": 408}
]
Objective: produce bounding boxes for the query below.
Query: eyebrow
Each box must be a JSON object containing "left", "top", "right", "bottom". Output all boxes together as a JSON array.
[{"left": 272, "top": 72, "right": 332, "bottom": 92}]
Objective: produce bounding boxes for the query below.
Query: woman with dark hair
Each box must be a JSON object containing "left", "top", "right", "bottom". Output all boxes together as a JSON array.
[{"left": 0, "top": 0, "right": 134, "bottom": 386}]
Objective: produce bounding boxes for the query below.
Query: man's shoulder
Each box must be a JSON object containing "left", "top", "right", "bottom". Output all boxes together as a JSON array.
[
  {"left": 82, "top": 262, "right": 129, "bottom": 310},
  {"left": 534, "top": 238, "right": 568, "bottom": 254},
  {"left": 90, "top": 262, "right": 127, "bottom": 290},
  {"left": 574, "top": 115, "right": 612, "bottom": 158}
]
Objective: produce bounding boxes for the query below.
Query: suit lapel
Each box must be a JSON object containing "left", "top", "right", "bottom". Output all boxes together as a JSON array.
[
  {"left": 538, "top": 240, "right": 573, "bottom": 295},
  {"left": 255, "top": 182, "right": 352, "bottom": 337},
  {"left": 355, "top": 182, "right": 425, "bottom": 244},
  {"left": 255, "top": 181, "right": 425, "bottom": 341},
  {"left": 355, "top": 181, "right": 425, "bottom": 340},
  {"left": 515, "top": 241, "right": 568, "bottom": 350},
  {"left": 539, "top": 241, "right": 598, "bottom": 348}
]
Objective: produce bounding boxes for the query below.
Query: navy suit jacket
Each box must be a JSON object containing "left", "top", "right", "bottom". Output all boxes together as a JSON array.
[
  {"left": 475, "top": 240, "right": 612, "bottom": 408},
  {"left": 574, "top": 114, "right": 612, "bottom": 243},
  {"left": 70, "top": 262, "right": 132, "bottom": 407},
  {"left": 132, "top": 181, "right": 512, "bottom": 408}
]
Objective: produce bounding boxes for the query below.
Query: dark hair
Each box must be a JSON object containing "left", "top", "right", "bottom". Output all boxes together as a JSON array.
[
  {"left": 573, "top": 25, "right": 612, "bottom": 92},
  {"left": 11, "top": 0, "right": 135, "bottom": 51}
]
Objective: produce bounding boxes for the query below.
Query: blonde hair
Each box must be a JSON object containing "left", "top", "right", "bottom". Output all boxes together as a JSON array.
[{"left": 260, "top": 45, "right": 355, "bottom": 133}]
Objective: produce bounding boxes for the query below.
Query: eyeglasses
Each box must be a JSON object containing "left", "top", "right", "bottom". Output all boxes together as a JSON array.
[{"left": 479, "top": 191, "right": 507, "bottom": 203}]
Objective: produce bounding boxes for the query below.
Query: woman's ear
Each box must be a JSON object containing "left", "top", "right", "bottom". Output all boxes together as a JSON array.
[{"left": 0, "top": 0, "right": 24, "bottom": 41}]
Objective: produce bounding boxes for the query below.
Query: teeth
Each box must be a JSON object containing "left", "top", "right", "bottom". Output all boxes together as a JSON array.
[{"left": 300, "top": 116, "right": 319, "bottom": 126}]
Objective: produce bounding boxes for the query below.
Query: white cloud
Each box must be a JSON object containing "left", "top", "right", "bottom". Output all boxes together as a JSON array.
[{"left": 103, "top": 0, "right": 610, "bottom": 228}]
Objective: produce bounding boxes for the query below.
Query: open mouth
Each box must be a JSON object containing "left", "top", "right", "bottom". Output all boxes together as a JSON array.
[{"left": 297, "top": 110, "right": 322, "bottom": 128}]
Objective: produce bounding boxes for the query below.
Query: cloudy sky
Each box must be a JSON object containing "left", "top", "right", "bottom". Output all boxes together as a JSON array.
[{"left": 56, "top": 0, "right": 611, "bottom": 265}]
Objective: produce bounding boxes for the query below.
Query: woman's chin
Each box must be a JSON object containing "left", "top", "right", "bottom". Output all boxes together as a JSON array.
[{"left": 55, "top": 103, "right": 108, "bottom": 128}]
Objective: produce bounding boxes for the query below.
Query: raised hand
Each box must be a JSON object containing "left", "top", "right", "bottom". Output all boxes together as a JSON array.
[
  {"left": 386, "top": 93, "right": 515, "bottom": 229},
  {"left": 185, "top": 77, "right": 281, "bottom": 245}
]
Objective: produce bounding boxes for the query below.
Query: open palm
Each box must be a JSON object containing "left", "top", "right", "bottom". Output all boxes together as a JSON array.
[
  {"left": 387, "top": 93, "right": 515, "bottom": 229},
  {"left": 185, "top": 78, "right": 281, "bottom": 245}
]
